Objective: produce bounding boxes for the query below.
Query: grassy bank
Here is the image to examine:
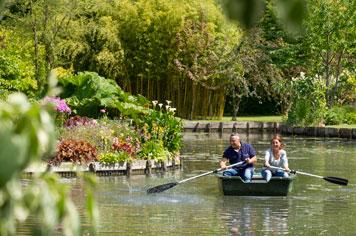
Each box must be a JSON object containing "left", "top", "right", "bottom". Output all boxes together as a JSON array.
[
  {"left": 184, "top": 116, "right": 283, "bottom": 123},
  {"left": 327, "top": 124, "right": 356, "bottom": 128},
  {"left": 185, "top": 116, "right": 356, "bottom": 129}
]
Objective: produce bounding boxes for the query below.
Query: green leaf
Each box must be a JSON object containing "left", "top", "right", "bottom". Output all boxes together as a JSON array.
[{"left": 0, "top": 128, "right": 28, "bottom": 187}]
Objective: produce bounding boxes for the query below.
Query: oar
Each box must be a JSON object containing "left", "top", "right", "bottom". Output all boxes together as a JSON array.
[
  {"left": 147, "top": 161, "right": 245, "bottom": 194},
  {"left": 268, "top": 166, "right": 348, "bottom": 186}
]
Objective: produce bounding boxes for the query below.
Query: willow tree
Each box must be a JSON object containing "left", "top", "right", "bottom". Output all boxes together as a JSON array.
[{"left": 55, "top": 0, "right": 125, "bottom": 81}]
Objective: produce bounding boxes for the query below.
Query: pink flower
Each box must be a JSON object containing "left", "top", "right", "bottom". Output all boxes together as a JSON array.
[{"left": 44, "top": 97, "right": 71, "bottom": 114}]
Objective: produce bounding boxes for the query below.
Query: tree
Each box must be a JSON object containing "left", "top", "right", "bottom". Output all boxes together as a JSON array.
[
  {"left": 303, "top": 0, "right": 356, "bottom": 107},
  {"left": 2, "top": 0, "right": 78, "bottom": 95},
  {"left": 0, "top": 29, "right": 38, "bottom": 99}
]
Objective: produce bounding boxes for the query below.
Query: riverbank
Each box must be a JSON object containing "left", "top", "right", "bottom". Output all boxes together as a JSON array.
[
  {"left": 183, "top": 121, "right": 356, "bottom": 139},
  {"left": 24, "top": 156, "right": 181, "bottom": 177}
]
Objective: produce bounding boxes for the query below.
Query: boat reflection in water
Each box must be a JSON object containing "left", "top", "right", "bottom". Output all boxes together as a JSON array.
[{"left": 219, "top": 197, "right": 291, "bottom": 235}]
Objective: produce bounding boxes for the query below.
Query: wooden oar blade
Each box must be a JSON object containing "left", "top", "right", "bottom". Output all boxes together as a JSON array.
[
  {"left": 147, "top": 182, "right": 178, "bottom": 194},
  {"left": 323, "top": 176, "right": 348, "bottom": 186}
]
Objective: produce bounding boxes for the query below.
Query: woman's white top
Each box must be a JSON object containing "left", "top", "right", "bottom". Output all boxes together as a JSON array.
[{"left": 265, "top": 148, "right": 288, "bottom": 168}]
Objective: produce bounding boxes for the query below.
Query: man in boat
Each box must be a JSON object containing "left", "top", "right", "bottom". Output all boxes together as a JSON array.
[{"left": 220, "top": 133, "right": 257, "bottom": 182}]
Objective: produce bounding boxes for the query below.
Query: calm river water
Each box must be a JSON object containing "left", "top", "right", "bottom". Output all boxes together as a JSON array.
[{"left": 26, "top": 132, "right": 356, "bottom": 235}]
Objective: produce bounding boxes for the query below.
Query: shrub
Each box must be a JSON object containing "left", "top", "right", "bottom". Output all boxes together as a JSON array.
[
  {"left": 286, "top": 73, "right": 327, "bottom": 126},
  {"left": 58, "top": 72, "right": 149, "bottom": 119},
  {"left": 98, "top": 152, "right": 131, "bottom": 164},
  {"left": 137, "top": 140, "right": 171, "bottom": 161},
  {"left": 50, "top": 139, "right": 98, "bottom": 165},
  {"left": 325, "top": 107, "right": 346, "bottom": 125},
  {"left": 112, "top": 137, "right": 137, "bottom": 156},
  {"left": 137, "top": 100, "right": 183, "bottom": 153},
  {"left": 325, "top": 106, "right": 356, "bottom": 125}
]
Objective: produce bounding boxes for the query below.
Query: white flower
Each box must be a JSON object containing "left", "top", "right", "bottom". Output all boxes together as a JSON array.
[
  {"left": 165, "top": 105, "right": 171, "bottom": 110},
  {"left": 166, "top": 100, "right": 172, "bottom": 105},
  {"left": 158, "top": 103, "right": 163, "bottom": 108},
  {"left": 152, "top": 100, "right": 158, "bottom": 107}
]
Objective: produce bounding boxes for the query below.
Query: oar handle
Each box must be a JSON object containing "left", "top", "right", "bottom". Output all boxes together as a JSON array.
[
  {"left": 178, "top": 161, "right": 244, "bottom": 184},
  {"left": 268, "top": 166, "right": 324, "bottom": 179},
  {"left": 268, "top": 165, "right": 348, "bottom": 186},
  {"left": 214, "top": 161, "right": 245, "bottom": 173}
]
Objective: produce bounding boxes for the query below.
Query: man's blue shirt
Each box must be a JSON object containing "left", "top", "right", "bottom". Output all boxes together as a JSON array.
[{"left": 223, "top": 142, "right": 256, "bottom": 169}]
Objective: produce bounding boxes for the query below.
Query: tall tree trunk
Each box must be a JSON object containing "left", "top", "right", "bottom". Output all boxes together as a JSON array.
[
  {"left": 30, "top": 0, "right": 41, "bottom": 92},
  {"left": 231, "top": 98, "right": 241, "bottom": 121},
  {"left": 331, "top": 49, "right": 345, "bottom": 107}
]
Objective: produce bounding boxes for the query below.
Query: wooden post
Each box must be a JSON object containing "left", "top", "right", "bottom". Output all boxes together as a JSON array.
[
  {"left": 126, "top": 162, "right": 132, "bottom": 176},
  {"left": 172, "top": 157, "right": 176, "bottom": 169},
  {"left": 246, "top": 122, "right": 250, "bottom": 135},
  {"left": 145, "top": 160, "right": 152, "bottom": 174},
  {"left": 232, "top": 123, "right": 237, "bottom": 133},
  {"left": 193, "top": 122, "right": 199, "bottom": 132},
  {"left": 205, "top": 123, "right": 211, "bottom": 133},
  {"left": 89, "top": 162, "right": 96, "bottom": 173},
  {"left": 161, "top": 161, "right": 167, "bottom": 172},
  {"left": 218, "top": 122, "right": 224, "bottom": 133}
]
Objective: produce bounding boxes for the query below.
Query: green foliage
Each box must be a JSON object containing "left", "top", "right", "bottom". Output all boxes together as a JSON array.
[
  {"left": 303, "top": 0, "right": 356, "bottom": 107},
  {"left": 55, "top": 0, "right": 124, "bottom": 80},
  {"left": 137, "top": 140, "right": 171, "bottom": 161},
  {"left": 220, "top": 0, "right": 307, "bottom": 34},
  {"left": 54, "top": 0, "right": 242, "bottom": 119},
  {"left": 0, "top": 93, "right": 55, "bottom": 186},
  {"left": 0, "top": 91, "right": 97, "bottom": 235},
  {"left": 98, "top": 151, "right": 130, "bottom": 164},
  {"left": 58, "top": 71, "right": 149, "bottom": 119},
  {"left": 334, "top": 70, "right": 356, "bottom": 105},
  {"left": 172, "top": 0, "right": 241, "bottom": 89},
  {"left": 0, "top": 30, "right": 37, "bottom": 99},
  {"left": 220, "top": 0, "right": 266, "bottom": 29},
  {"left": 1, "top": 174, "right": 80, "bottom": 236},
  {"left": 285, "top": 73, "right": 327, "bottom": 126},
  {"left": 325, "top": 106, "right": 356, "bottom": 125}
]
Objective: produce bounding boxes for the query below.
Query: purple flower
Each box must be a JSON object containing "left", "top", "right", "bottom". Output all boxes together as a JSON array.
[{"left": 44, "top": 97, "right": 71, "bottom": 114}]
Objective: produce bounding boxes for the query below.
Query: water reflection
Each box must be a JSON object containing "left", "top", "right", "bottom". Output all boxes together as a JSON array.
[{"left": 218, "top": 197, "right": 290, "bottom": 236}]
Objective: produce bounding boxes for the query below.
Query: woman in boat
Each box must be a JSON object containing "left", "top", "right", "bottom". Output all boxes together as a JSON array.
[
  {"left": 261, "top": 134, "right": 290, "bottom": 182},
  {"left": 220, "top": 133, "right": 257, "bottom": 182}
]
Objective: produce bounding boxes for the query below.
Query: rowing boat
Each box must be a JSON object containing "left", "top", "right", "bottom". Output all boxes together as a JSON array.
[{"left": 216, "top": 171, "right": 296, "bottom": 196}]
